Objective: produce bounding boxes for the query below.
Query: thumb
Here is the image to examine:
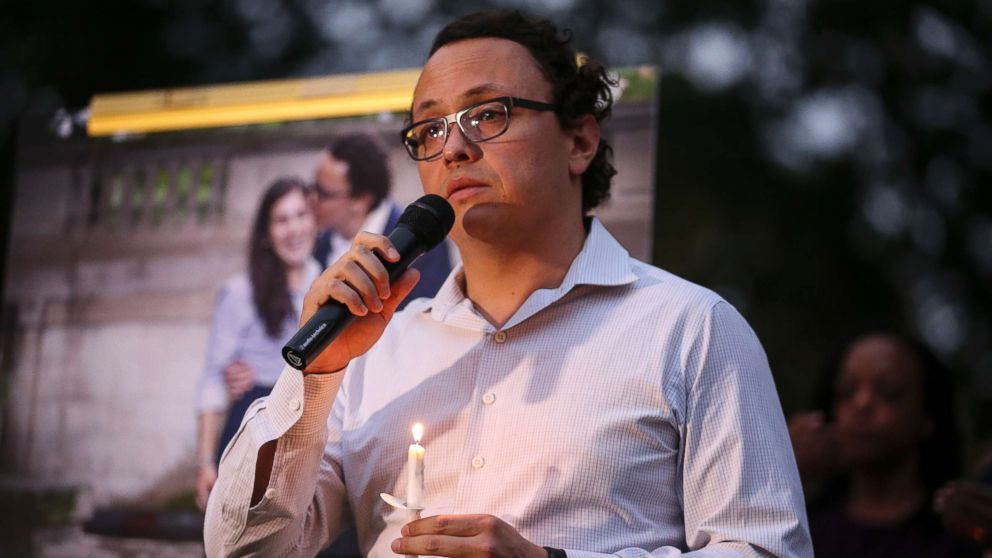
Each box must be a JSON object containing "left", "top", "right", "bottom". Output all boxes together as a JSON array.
[{"left": 380, "top": 268, "right": 421, "bottom": 319}]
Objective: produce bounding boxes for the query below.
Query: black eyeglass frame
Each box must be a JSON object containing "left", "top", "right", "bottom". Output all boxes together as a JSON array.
[{"left": 400, "top": 96, "right": 557, "bottom": 161}]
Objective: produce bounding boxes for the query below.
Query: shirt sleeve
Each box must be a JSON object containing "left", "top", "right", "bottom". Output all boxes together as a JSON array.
[
  {"left": 202, "top": 365, "right": 350, "bottom": 558},
  {"left": 195, "top": 283, "right": 246, "bottom": 413},
  {"left": 563, "top": 301, "right": 813, "bottom": 558}
]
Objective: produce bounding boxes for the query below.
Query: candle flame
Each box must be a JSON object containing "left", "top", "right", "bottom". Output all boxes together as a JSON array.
[{"left": 412, "top": 423, "right": 424, "bottom": 444}]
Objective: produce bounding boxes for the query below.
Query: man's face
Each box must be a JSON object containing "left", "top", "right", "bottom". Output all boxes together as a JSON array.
[
  {"left": 312, "top": 152, "right": 367, "bottom": 233},
  {"left": 410, "top": 38, "right": 584, "bottom": 246}
]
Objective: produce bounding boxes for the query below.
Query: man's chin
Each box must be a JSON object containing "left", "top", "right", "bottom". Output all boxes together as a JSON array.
[{"left": 461, "top": 202, "right": 518, "bottom": 243}]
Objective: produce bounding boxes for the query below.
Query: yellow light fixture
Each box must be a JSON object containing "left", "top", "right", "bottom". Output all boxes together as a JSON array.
[{"left": 87, "top": 68, "right": 422, "bottom": 137}]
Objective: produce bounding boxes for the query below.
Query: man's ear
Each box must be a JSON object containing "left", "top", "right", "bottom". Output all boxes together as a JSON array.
[{"left": 568, "top": 114, "right": 601, "bottom": 177}]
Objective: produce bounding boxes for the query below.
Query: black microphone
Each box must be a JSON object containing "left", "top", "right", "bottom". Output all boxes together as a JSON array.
[{"left": 282, "top": 194, "right": 455, "bottom": 370}]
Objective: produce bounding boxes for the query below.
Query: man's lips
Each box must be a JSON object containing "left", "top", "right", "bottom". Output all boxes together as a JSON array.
[{"left": 446, "top": 178, "right": 489, "bottom": 201}]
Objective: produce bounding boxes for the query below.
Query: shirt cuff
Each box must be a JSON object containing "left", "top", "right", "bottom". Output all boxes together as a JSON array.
[{"left": 262, "top": 365, "right": 343, "bottom": 441}]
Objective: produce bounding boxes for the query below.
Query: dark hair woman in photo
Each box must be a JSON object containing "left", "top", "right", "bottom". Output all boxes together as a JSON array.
[{"left": 193, "top": 177, "right": 319, "bottom": 510}]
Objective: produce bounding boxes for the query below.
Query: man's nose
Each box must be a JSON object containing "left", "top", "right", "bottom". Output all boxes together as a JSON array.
[{"left": 443, "top": 122, "right": 481, "bottom": 163}]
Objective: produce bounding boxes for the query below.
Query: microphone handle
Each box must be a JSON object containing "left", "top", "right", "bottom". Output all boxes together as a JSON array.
[{"left": 282, "top": 226, "right": 425, "bottom": 370}]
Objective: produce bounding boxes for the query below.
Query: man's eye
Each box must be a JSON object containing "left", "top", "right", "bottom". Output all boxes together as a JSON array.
[
  {"left": 477, "top": 109, "right": 499, "bottom": 121},
  {"left": 470, "top": 107, "right": 504, "bottom": 124},
  {"left": 421, "top": 122, "right": 445, "bottom": 140},
  {"left": 466, "top": 106, "right": 506, "bottom": 130}
]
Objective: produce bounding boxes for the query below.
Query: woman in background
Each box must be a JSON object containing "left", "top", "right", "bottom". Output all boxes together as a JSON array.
[
  {"left": 790, "top": 329, "right": 985, "bottom": 557},
  {"left": 194, "top": 177, "right": 319, "bottom": 510}
]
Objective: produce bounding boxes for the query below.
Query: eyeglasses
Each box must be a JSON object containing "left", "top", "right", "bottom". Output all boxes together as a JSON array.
[{"left": 400, "top": 96, "right": 557, "bottom": 161}]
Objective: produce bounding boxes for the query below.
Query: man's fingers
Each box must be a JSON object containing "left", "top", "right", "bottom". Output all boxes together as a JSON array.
[
  {"left": 302, "top": 232, "right": 411, "bottom": 324},
  {"left": 354, "top": 231, "right": 401, "bottom": 264},
  {"left": 313, "top": 267, "right": 417, "bottom": 320},
  {"left": 402, "top": 514, "right": 487, "bottom": 537},
  {"left": 350, "top": 244, "right": 392, "bottom": 300},
  {"left": 326, "top": 279, "right": 369, "bottom": 316},
  {"left": 394, "top": 514, "right": 540, "bottom": 558},
  {"left": 391, "top": 533, "right": 476, "bottom": 557},
  {"left": 381, "top": 268, "right": 420, "bottom": 318},
  {"left": 337, "top": 260, "right": 385, "bottom": 313}
]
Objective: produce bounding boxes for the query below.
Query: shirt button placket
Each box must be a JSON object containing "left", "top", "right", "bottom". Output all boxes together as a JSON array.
[{"left": 466, "top": 330, "right": 503, "bottom": 484}]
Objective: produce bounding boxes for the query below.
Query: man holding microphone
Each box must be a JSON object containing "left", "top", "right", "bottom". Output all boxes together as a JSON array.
[{"left": 205, "top": 9, "right": 812, "bottom": 558}]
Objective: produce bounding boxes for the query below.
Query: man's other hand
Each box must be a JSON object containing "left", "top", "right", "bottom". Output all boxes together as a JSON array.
[{"left": 392, "top": 514, "right": 546, "bottom": 558}]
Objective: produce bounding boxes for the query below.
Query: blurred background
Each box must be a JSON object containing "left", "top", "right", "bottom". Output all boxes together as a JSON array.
[{"left": 0, "top": 0, "right": 989, "bottom": 556}]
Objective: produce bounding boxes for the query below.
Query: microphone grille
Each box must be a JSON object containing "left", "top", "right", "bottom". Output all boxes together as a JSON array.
[{"left": 397, "top": 194, "right": 455, "bottom": 249}]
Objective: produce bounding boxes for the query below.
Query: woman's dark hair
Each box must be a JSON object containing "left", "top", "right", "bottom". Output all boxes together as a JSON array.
[
  {"left": 329, "top": 133, "right": 392, "bottom": 210},
  {"left": 248, "top": 177, "right": 308, "bottom": 338},
  {"left": 429, "top": 9, "right": 618, "bottom": 214},
  {"left": 814, "top": 327, "right": 963, "bottom": 497}
]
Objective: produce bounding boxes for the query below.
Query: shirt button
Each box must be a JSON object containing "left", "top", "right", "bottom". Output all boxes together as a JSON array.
[
  {"left": 471, "top": 456, "right": 485, "bottom": 469},
  {"left": 494, "top": 331, "right": 507, "bottom": 343},
  {"left": 482, "top": 392, "right": 496, "bottom": 405},
  {"left": 288, "top": 398, "right": 301, "bottom": 411},
  {"left": 264, "top": 487, "right": 276, "bottom": 499}
]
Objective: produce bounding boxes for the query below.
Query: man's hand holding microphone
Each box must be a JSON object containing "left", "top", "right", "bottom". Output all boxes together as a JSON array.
[{"left": 284, "top": 194, "right": 455, "bottom": 373}]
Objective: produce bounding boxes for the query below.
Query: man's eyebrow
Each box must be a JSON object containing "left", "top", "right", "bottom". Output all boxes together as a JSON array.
[
  {"left": 462, "top": 83, "right": 505, "bottom": 99},
  {"left": 412, "top": 83, "right": 507, "bottom": 117}
]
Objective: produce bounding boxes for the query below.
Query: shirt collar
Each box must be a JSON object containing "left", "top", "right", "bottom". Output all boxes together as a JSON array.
[{"left": 428, "top": 218, "right": 638, "bottom": 330}]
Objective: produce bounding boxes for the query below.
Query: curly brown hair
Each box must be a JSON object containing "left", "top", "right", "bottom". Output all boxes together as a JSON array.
[{"left": 428, "top": 9, "right": 617, "bottom": 214}]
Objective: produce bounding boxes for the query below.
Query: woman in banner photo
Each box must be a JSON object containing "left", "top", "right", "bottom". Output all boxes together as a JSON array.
[{"left": 194, "top": 177, "right": 320, "bottom": 510}]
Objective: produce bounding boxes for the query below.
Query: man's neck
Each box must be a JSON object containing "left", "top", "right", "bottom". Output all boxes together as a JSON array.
[{"left": 459, "top": 216, "right": 587, "bottom": 329}]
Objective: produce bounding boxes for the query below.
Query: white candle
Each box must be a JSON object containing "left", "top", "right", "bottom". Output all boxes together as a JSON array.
[{"left": 406, "top": 423, "right": 425, "bottom": 508}]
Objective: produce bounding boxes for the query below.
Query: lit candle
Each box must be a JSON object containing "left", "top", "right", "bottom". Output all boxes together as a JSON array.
[{"left": 406, "top": 423, "right": 425, "bottom": 508}]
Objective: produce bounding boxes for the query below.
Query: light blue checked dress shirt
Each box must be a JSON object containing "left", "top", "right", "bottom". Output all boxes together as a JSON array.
[{"left": 204, "top": 219, "right": 812, "bottom": 558}]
